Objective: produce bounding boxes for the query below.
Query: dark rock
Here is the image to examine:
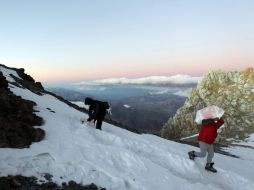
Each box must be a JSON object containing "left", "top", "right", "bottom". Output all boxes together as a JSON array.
[
  {"left": 11, "top": 74, "right": 44, "bottom": 94},
  {"left": 68, "top": 180, "right": 77, "bottom": 186},
  {"left": 16, "top": 68, "right": 35, "bottom": 82},
  {"left": 36, "top": 82, "right": 44, "bottom": 89},
  {"left": 0, "top": 72, "right": 8, "bottom": 90},
  {"left": 0, "top": 71, "right": 44, "bottom": 148},
  {"left": 41, "top": 182, "right": 58, "bottom": 189},
  {"left": 33, "top": 128, "right": 45, "bottom": 142},
  {"left": 0, "top": 176, "right": 106, "bottom": 190},
  {"left": 44, "top": 173, "right": 53, "bottom": 182},
  {"left": 89, "top": 183, "right": 99, "bottom": 189}
]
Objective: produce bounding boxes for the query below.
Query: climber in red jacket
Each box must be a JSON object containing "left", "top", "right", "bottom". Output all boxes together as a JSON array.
[{"left": 188, "top": 117, "right": 224, "bottom": 173}]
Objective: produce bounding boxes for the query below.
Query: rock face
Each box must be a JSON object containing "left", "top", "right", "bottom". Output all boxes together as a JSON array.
[
  {"left": 0, "top": 64, "right": 106, "bottom": 189},
  {"left": 161, "top": 68, "right": 254, "bottom": 144},
  {"left": 0, "top": 65, "right": 44, "bottom": 148},
  {"left": 0, "top": 175, "right": 104, "bottom": 190}
]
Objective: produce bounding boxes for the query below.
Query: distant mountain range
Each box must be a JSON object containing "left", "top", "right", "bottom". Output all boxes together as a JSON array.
[
  {"left": 46, "top": 75, "right": 200, "bottom": 134},
  {"left": 47, "top": 83, "right": 196, "bottom": 134},
  {"left": 109, "top": 94, "right": 186, "bottom": 134}
]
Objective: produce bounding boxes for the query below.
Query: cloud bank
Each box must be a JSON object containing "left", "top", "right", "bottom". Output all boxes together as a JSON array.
[{"left": 75, "top": 75, "right": 202, "bottom": 86}]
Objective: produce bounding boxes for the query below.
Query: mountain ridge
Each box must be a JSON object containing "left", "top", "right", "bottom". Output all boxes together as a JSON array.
[
  {"left": 161, "top": 68, "right": 254, "bottom": 145},
  {"left": 0, "top": 65, "right": 44, "bottom": 148},
  {"left": 0, "top": 64, "right": 105, "bottom": 189}
]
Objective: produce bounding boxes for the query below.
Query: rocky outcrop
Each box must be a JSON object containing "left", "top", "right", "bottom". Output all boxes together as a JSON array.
[
  {"left": 0, "top": 64, "right": 106, "bottom": 189},
  {"left": 0, "top": 72, "right": 8, "bottom": 89},
  {"left": 161, "top": 68, "right": 254, "bottom": 144},
  {"left": 0, "top": 66, "right": 44, "bottom": 148},
  {"left": 0, "top": 175, "right": 105, "bottom": 190}
]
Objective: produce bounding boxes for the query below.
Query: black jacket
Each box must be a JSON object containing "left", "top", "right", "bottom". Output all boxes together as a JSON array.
[{"left": 85, "top": 98, "right": 107, "bottom": 121}]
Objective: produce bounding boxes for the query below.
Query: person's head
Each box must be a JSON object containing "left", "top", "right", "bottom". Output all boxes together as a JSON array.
[{"left": 85, "top": 97, "right": 93, "bottom": 105}]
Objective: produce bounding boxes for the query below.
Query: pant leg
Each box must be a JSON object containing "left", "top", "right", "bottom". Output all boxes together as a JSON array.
[
  {"left": 96, "top": 120, "right": 102, "bottom": 130},
  {"left": 194, "top": 141, "right": 209, "bottom": 158},
  {"left": 206, "top": 144, "right": 214, "bottom": 163}
]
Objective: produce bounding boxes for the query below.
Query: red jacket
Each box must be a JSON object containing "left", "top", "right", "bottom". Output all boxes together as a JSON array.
[{"left": 198, "top": 118, "right": 224, "bottom": 144}]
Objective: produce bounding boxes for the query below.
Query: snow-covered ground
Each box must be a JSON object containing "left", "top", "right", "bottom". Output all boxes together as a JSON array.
[
  {"left": 222, "top": 134, "right": 254, "bottom": 162},
  {"left": 71, "top": 101, "right": 89, "bottom": 110},
  {"left": 1, "top": 66, "right": 254, "bottom": 190}
]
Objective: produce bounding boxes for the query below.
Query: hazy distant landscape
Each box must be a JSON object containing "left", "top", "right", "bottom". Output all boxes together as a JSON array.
[
  {"left": 109, "top": 93, "right": 186, "bottom": 134},
  {"left": 47, "top": 82, "right": 197, "bottom": 134}
]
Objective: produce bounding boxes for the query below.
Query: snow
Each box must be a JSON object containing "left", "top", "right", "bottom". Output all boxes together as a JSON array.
[
  {"left": 1, "top": 66, "right": 254, "bottom": 190},
  {"left": 222, "top": 134, "right": 254, "bottom": 162},
  {"left": 0, "top": 66, "right": 21, "bottom": 82},
  {"left": 231, "top": 134, "right": 254, "bottom": 147},
  {"left": 123, "top": 104, "right": 131, "bottom": 108},
  {"left": 71, "top": 101, "right": 89, "bottom": 110}
]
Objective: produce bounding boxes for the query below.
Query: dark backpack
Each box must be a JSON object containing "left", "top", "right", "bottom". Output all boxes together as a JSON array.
[
  {"left": 100, "top": 101, "right": 110, "bottom": 110},
  {"left": 95, "top": 100, "right": 111, "bottom": 113}
]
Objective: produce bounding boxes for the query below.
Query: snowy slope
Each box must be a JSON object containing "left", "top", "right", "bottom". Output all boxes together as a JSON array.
[
  {"left": 71, "top": 101, "right": 89, "bottom": 110},
  {"left": 0, "top": 67, "right": 254, "bottom": 190}
]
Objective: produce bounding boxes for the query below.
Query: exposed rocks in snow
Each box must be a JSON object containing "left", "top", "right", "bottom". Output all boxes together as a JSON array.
[
  {"left": 0, "top": 64, "right": 114, "bottom": 189},
  {"left": 0, "top": 72, "right": 8, "bottom": 90},
  {"left": 0, "top": 64, "right": 136, "bottom": 149},
  {"left": 0, "top": 70, "right": 44, "bottom": 148},
  {"left": 1, "top": 64, "right": 44, "bottom": 94},
  {"left": 161, "top": 68, "right": 254, "bottom": 144},
  {"left": 0, "top": 175, "right": 105, "bottom": 190}
]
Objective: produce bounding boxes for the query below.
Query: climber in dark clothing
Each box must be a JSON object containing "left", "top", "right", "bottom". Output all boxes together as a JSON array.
[{"left": 84, "top": 97, "right": 108, "bottom": 130}]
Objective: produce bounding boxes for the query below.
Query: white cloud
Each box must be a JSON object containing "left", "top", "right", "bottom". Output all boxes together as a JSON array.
[
  {"left": 76, "top": 86, "right": 107, "bottom": 91},
  {"left": 74, "top": 75, "right": 202, "bottom": 86},
  {"left": 149, "top": 89, "right": 169, "bottom": 95}
]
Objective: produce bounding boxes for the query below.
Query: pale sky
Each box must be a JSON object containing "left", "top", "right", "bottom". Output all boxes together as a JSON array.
[{"left": 0, "top": 0, "right": 253, "bottom": 83}]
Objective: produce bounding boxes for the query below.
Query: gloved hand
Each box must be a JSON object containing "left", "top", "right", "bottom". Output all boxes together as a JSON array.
[
  {"left": 214, "top": 117, "right": 220, "bottom": 123},
  {"left": 87, "top": 118, "right": 92, "bottom": 122}
]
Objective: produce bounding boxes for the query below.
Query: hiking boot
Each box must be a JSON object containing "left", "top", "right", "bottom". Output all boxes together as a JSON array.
[
  {"left": 205, "top": 163, "right": 217, "bottom": 173},
  {"left": 188, "top": 151, "right": 196, "bottom": 160}
]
